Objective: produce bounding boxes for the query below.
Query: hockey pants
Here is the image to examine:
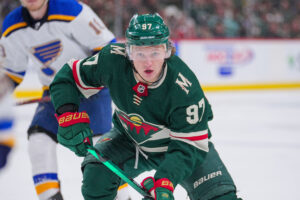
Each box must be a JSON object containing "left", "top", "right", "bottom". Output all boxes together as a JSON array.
[{"left": 81, "top": 128, "right": 238, "bottom": 200}]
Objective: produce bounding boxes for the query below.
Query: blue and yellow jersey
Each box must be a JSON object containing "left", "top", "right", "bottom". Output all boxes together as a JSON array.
[
  {"left": 2, "top": 0, "right": 83, "bottom": 38},
  {"left": 0, "top": 0, "right": 115, "bottom": 87}
]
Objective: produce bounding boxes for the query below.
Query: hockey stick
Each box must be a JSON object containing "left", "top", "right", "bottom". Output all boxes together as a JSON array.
[
  {"left": 15, "top": 96, "right": 51, "bottom": 106},
  {"left": 84, "top": 141, "right": 153, "bottom": 199}
]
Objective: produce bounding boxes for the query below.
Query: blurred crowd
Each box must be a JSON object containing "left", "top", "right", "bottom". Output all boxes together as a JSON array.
[{"left": 1, "top": 0, "right": 300, "bottom": 39}]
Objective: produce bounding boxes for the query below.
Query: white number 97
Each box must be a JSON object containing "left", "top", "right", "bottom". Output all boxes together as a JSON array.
[
  {"left": 142, "top": 23, "right": 152, "bottom": 30},
  {"left": 186, "top": 98, "right": 205, "bottom": 124}
]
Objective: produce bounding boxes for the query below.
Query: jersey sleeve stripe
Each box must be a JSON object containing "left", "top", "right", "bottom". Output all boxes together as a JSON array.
[
  {"left": 171, "top": 137, "right": 209, "bottom": 152},
  {"left": 170, "top": 133, "right": 208, "bottom": 141},
  {"left": 5, "top": 72, "right": 24, "bottom": 84},
  {"left": 170, "top": 130, "right": 209, "bottom": 152},
  {"left": 2, "top": 22, "right": 28, "bottom": 37},
  {"left": 92, "top": 46, "right": 104, "bottom": 52},
  {"left": 72, "top": 59, "right": 103, "bottom": 90},
  {"left": 0, "top": 137, "right": 15, "bottom": 148},
  {"left": 71, "top": 59, "right": 103, "bottom": 98},
  {"left": 170, "top": 129, "right": 208, "bottom": 137}
]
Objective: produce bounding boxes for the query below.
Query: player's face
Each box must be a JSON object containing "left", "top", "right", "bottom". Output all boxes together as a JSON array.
[
  {"left": 20, "top": 0, "right": 47, "bottom": 12},
  {"left": 131, "top": 44, "right": 167, "bottom": 84}
]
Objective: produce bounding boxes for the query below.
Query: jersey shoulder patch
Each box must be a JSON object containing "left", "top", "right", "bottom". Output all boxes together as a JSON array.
[
  {"left": 109, "top": 43, "right": 126, "bottom": 56},
  {"left": 2, "top": 6, "right": 27, "bottom": 37},
  {"left": 47, "top": 0, "right": 83, "bottom": 22},
  {"left": 168, "top": 56, "right": 201, "bottom": 96},
  {"left": 175, "top": 72, "right": 192, "bottom": 95},
  {"left": 101, "top": 43, "right": 126, "bottom": 57}
]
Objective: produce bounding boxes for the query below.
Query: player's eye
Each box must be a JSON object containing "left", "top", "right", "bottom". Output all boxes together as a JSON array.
[
  {"left": 152, "top": 52, "right": 159, "bottom": 57},
  {"left": 136, "top": 52, "right": 145, "bottom": 58}
]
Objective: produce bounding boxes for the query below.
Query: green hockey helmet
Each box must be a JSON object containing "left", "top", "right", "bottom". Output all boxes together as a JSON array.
[{"left": 126, "top": 13, "right": 170, "bottom": 46}]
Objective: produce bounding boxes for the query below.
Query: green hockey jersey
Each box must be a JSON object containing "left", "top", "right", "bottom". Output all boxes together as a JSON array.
[{"left": 50, "top": 43, "right": 214, "bottom": 185}]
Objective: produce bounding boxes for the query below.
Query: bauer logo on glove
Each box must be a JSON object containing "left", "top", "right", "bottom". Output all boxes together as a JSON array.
[
  {"left": 57, "top": 112, "right": 89, "bottom": 127},
  {"left": 56, "top": 111, "right": 93, "bottom": 157}
]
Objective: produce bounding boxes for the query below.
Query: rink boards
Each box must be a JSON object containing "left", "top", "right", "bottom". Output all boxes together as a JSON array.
[{"left": 14, "top": 39, "right": 300, "bottom": 99}]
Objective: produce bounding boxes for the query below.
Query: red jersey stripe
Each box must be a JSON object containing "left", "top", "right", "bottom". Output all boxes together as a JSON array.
[
  {"left": 171, "top": 133, "right": 208, "bottom": 141},
  {"left": 72, "top": 60, "right": 104, "bottom": 90}
]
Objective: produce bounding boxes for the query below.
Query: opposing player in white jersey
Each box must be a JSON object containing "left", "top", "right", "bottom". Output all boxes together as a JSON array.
[
  {"left": 0, "top": 70, "right": 14, "bottom": 172},
  {"left": 0, "top": 0, "right": 130, "bottom": 199}
]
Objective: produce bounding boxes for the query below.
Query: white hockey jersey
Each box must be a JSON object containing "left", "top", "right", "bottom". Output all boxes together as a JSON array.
[{"left": 0, "top": 0, "right": 115, "bottom": 87}]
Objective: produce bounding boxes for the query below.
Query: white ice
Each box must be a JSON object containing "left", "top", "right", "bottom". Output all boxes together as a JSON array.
[{"left": 0, "top": 89, "right": 300, "bottom": 200}]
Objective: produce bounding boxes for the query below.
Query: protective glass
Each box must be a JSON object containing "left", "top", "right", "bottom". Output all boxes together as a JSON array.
[{"left": 129, "top": 45, "right": 168, "bottom": 61}]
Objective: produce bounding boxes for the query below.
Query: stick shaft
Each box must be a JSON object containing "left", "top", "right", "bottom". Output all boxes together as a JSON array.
[
  {"left": 87, "top": 147, "right": 153, "bottom": 199},
  {"left": 15, "top": 96, "right": 51, "bottom": 106}
]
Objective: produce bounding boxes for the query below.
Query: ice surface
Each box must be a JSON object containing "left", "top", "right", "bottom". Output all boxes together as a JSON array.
[{"left": 1, "top": 90, "right": 300, "bottom": 200}]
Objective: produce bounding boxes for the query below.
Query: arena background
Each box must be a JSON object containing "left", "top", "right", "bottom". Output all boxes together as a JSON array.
[{"left": 1, "top": 1, "right": 300, "bottom": 200}]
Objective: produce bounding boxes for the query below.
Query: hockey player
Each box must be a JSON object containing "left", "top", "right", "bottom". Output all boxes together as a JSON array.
[
  {"left": 0, "top": 71, "right": 14, "bottom": 171},
  {"left": 0, "top": 0, "right": 130, "bottom": 199},
  {"left": 50, "top": 13, "right": 242, "bottom": 200}
]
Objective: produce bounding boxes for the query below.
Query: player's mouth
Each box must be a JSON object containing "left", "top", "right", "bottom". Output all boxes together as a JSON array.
[{"left": 144, "top": 69, "right": 153, "bottom": 74}]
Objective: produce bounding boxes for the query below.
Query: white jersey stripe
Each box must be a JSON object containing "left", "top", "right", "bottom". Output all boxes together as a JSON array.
[
  {"left": 69, "top": 59, "right": 103, "bottom": 98},
  {"left": 171, "top": 137, "right": 209, "bottom": 152}
]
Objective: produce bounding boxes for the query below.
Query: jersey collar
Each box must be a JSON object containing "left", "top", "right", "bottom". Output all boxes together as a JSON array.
[{"left": 21, "top": 2, "right": 49, "bottom": 30}]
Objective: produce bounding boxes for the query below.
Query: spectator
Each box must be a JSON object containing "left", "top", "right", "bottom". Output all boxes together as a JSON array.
[{"left": 1, "top": 1, "right": 300, "bottom": 44}]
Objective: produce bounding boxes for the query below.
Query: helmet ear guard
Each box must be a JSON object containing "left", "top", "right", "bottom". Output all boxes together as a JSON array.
[{"left": 165, "top": 41, "right": 173, "bottom": 58}]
